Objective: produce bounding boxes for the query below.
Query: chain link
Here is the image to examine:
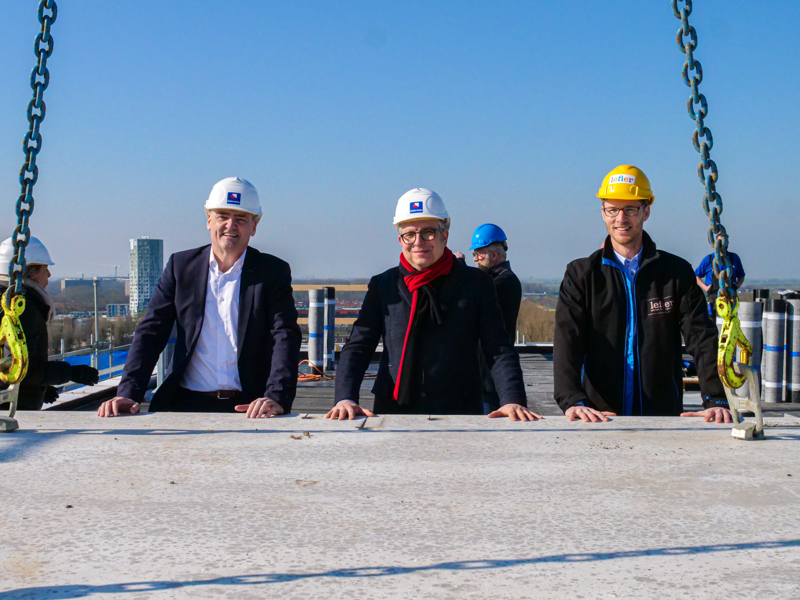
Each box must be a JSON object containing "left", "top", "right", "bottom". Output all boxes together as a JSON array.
[
  {"left": 8, "top": 0, "right": 58, "bottom": 296},
  {"left": 672, "top": 0, "right": 734, "bottom": 300}
]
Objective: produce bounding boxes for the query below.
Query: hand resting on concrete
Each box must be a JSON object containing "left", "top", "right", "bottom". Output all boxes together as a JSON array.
[
  {"left": 565, "top": 405, "right": 616, "bottom": 423},
  {"left": 680, "top": 407, "right": 733, "bottom": 423},
  {"left": 487, "top": 403, "right": 543, "bottom": 421},
  {"left": 235, "top": 398, "right": 284, "bottom": 418},
  {"left": 97, "top": 396, "right": 140, "bottom": 417},
  {"left": 325, "top": 400, "right": 375, "bottom": 420}
]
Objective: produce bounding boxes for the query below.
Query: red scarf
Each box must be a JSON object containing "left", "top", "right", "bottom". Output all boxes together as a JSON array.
[{"left": 393, "top": 247, "right": 455, "bottom": 401}]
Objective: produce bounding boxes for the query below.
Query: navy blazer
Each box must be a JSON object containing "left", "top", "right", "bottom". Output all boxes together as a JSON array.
[
  {"left": 335, "top": 258, "right": 527, "bottom": 414},
  {"left": 117, "top": 245, "right": 301, "bottom": 413}
]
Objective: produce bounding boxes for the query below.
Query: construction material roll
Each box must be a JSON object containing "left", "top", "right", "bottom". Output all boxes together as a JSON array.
[
  {"left": 753, "top": 289, "right": 770, "bottom": 302},
  {"left": 762, "top": 298, "right": 786, "bottom": 402},
  {"left": 733, "top": 301, "right": 762, "bottom": 398},
  {"left": 323, "top": 286, "right": 336, "bottom": 371},
  {"left": 307, "top": 289, "right": 324, "bottom": 374},
  {"left": 787, "top": 298, "right": 800, "bottom": 403}
]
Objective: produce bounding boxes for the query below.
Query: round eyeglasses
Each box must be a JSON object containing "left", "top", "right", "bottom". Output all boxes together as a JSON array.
[{"left": 400, "top": 228, "right": 443, "bottom": 244}]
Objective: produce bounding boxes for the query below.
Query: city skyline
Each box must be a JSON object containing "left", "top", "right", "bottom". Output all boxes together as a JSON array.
[{"left": 0, "top": 2, "right": 798, "bottom": 281}]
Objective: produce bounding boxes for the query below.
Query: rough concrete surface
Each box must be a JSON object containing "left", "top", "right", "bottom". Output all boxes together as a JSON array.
[{"left": 1, "top": 412, "right": 799, "bottom": 599}]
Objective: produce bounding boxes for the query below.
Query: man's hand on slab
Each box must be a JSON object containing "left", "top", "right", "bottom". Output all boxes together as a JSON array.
[
  {"left": 325, "top": 400, "right": 374, "bottom": 420},
  {"left": 487, "top": 403, "right": 543, "bottom": 421},
  {"left": 565, "top": 406, "right": 616, "bottom": 423},
  {"left": 97, "top": 397, "right": 140, "bottom": 417},
  {"left": 236, "top": 398, "right": 284, "bottom": 418}
]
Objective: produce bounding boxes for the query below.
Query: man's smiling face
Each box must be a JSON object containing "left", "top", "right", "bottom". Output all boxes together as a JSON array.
[
  {"left": 207, "top": 209, "right": 257, "bottom": 257},
  {"left": 601, "top": 199, "right": 650, "bottom": 253}
]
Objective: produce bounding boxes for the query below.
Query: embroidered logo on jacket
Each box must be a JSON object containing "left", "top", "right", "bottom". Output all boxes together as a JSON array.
[{"left": 646, "top": 296, "right": 676, "bottom": 315}]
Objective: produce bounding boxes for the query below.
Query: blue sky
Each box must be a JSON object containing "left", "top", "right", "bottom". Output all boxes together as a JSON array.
[{"left": 0, "top": 1, "right": 798, "bottom": 280}]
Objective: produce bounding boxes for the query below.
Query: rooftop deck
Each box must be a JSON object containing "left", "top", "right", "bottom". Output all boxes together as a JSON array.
[
  {"left": 1, "top": 411, "right": 799, "bottom": 598},
  {"left": 48, "top": 353, "right": 702, "bottom": 416}
]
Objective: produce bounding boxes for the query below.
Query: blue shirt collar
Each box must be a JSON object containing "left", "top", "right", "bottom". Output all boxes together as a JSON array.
[{"left": 613, "top": 246, "right": 643, "bottom": 276}]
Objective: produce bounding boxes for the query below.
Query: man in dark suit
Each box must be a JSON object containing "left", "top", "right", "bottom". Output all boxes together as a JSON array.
[
  {"left": 468, "top": 223, "right": 522, "bottom": 414},
  {"left": 97, "top": 177, "right": 301, "bottom": 418},
  {"left": 325, "top": 188, "right": 540, "bottom": 421}
]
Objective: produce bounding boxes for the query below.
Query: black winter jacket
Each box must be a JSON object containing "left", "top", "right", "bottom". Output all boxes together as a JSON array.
[
  {"left": 489, "top": 261, "right": 522, "bottom": 340},
  {"left": 553, "top": 233, "right": 726, "bottom": 416},
  {"left": 480, "top": 261, "right": 522, "bottom": 397},
  {"left": 335, "top": 258, "right": 527, "bottom": 414},
  {"left": 0, "top": 283, "right": 72, "bottom": 410}
]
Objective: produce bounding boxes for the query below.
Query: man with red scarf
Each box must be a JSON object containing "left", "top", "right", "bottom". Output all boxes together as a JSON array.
[{"left": 326, "top": 188, "right": 539, "bottom": 420}]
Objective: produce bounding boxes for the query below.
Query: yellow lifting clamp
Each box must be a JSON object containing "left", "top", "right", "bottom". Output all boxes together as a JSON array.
[
  {"left": 0, "top": 291, "right": 29, "bottom": 385},
  {"left": 723, "top": 362, "right": 765, "bottom": 441},
  {"left": 715, "top": 296, "right": 752, "bottom": 390},
  {"left": 715, "top": 297, "right": 764, "bottom": 440}
]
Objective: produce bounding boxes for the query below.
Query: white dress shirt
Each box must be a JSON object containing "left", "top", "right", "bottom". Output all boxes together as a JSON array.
[{"left": 180, "top": 249, "right": 246, "bottom": 391}]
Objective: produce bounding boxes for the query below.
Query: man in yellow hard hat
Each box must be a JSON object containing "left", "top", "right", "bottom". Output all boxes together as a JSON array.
[{"left": 553, "top": 165, "right": 731, "bottom": 423}]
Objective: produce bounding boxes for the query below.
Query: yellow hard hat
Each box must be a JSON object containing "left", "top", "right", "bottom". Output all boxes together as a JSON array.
[{"left": 596, "top": 165, "right": 654, "bottom": 205}]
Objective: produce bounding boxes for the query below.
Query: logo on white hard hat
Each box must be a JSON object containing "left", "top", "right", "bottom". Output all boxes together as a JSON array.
[
  {"left": 227, "top": 192, "right": 241, "bottom": 205},
  {"left": 409, "top": 201, "right": 423, "bottom": 214}
]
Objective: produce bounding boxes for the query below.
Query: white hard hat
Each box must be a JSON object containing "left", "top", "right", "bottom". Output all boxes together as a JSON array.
[
  {"left": 393, "top": 188, "right": 450, "bottom": 227},
  {"left": 205, "top": 177, "right": 262, "bottom": 221},
  {"left": 0, "top": 236, "right": 54, "bottom": 275}
]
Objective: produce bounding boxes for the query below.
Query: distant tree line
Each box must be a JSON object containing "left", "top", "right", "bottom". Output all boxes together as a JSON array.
[
  {"left": 47, "top": 316, "right": 140, "bottom": 355},
  {"left": 515, "top": 299, "right": 556, "bottom": 343}
]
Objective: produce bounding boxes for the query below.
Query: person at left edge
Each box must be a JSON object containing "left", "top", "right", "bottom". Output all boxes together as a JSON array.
[
  {"left": 326, "top": 188, "right": 540, "bottom": 421},
  {"left": 97, "top": 177, "right": 301, "bottom": 418},
  {"left": 0, "top": 237, "right": 99, "bottom": 410}
]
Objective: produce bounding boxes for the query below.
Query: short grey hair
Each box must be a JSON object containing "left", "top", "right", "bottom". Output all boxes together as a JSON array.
[
  {"left": 395, "top": 218, "right": 451, "bottom": 233},
  {"left": 482, "top": 241, "right": 507, "bottom": 259},
  {"left": 205, "top": 208, "right": 262, "bottom": 224}
]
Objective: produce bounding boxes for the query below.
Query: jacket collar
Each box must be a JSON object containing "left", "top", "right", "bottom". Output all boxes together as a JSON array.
[
  {"left": 489, "top": 260, "right": 512, "bottom": 278},
  {"left": 601, "top": 231, "right": 659, "bottom": 269},
  {"left": 237, "top": 246, "right": 259, "bottom": 356},
  {"left": 186, "top": 246, "right": 212, "bottom": 354}
]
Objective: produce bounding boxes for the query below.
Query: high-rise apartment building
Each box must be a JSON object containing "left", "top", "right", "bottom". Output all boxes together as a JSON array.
[{"left": 129, "top": 237, "right": 163, "bottom": 316}]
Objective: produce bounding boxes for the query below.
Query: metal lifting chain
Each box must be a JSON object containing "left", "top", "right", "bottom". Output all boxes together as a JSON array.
[
  {"left": 0, "top": 0, "right": 57, "bottom": 385},
  {"left": 672, "top": 0, "right": 733, "bottom": 301},
  {"left": 672, "top": 0, "right": 750, "bottom": 390},
  {"left": 9, "top": 0, "right": 58, "bottom": 295}
]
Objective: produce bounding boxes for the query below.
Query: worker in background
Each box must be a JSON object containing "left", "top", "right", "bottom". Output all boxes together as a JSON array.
[
  {"left": 326, "top": 188, "right": 540, "bottom": 421},
  {"left": 695, "top": 235, "right": 746, "bottom": 314},
  {"left": 97, "top": 177, "right": 301, "bottom": 418},
  {"left": 0, "top": 237, "right": 99, "bottom": 410},
  {"left": 469, "top": 224, "right": 522, "bottom": 414},
  {"left": 553, "top": 165, "right": 732, "bottom": 423}
]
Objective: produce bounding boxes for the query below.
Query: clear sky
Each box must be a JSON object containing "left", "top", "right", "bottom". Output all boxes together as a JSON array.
[{"left": 0, "top": 1, "right": 798, "bottom": 280}]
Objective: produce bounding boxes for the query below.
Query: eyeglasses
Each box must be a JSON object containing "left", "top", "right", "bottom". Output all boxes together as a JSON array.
[
  {"left": 400, "top": 228, "right": 443, "bottom": 244},
  {"left": 602, "top": 205, "right": 643, "bottom": 218}
]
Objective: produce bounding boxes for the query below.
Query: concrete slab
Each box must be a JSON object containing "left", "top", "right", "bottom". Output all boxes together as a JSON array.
[{"left": 1, "top": 412, "right": 799, "bottom": 599}]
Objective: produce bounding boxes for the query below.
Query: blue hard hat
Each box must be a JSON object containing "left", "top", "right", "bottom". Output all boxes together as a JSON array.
[{"left": 469, "top": 223, "right": 507, "bottom": 251}]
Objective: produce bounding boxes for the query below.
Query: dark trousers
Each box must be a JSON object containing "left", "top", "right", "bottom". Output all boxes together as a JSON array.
[{"left": 154, "top": 387, "right": 245, "bottom": 413}]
